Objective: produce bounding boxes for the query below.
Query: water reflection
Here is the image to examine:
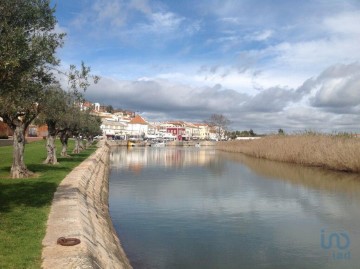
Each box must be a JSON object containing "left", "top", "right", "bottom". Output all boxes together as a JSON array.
[
  {"left": 109, "top": 148, "right": 360, "bottom": 269},
  {"left": 221, "top": 152, "right": 360, "bottom": 195},
  {"left": 110, "top": 147, "right": 224, "bottom": 173}
]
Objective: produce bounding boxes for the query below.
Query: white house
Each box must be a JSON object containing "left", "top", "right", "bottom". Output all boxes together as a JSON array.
[
  {"left": 194, "top": 123, "right": 210, "bottom": 140},
  {"left": 184, "top": 122, "right": 200, "bottom": 140},
  {"left": 126, "top": 115, "right": 149, "bottom": 138},
  {"left": 101, "top": 119, "right": 127, "bottom": 137}
]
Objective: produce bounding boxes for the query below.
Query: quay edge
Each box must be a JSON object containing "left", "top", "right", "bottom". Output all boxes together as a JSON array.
[{"left": 41, "top": 140, "right": 132, "bottom": 269}]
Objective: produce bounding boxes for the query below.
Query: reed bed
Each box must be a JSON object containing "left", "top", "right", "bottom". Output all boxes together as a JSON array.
[{"left": 217, "top": 134, "right": 360, "bottom": 173}]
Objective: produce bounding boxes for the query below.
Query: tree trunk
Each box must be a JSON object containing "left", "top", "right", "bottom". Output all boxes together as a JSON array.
[
  {"left": 85, "top": 137, "right": 92, "bottom": 149},
  {"left": 10, "top": 124, "right": 33, "bottom": 178},
  {"left": 80, "top": 138, "right": 85, "bottom": 151},
  {"left": 73, "top": 136, "right": 82, "bottom": 154},
  {"left": 60, "top": 132, "right": 70, "bottom": 157},
  {"left": 43, "top": 122, "right": 58, "bottom": 164},
  {"left": 43, "top": 134, "right": 58, "bottom": 164}
]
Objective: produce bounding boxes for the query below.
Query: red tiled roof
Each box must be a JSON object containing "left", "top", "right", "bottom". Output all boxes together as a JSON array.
[
  {"left": 129, "top": 115, "right": 148, "bottom": 125},
  {"left": 83, "top": 101, "right": 92, "bottom": 107}
]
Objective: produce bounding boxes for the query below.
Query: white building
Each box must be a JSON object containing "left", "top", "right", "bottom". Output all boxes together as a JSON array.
[
  {"left": 101, "top": 119, "right": 127, "bottom": 138},
  {"left": 126, "top": 115, "right": 149, "bottom": 138}
]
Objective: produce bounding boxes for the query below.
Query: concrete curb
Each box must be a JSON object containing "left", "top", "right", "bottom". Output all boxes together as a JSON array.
[{"left": 41, "top": 142, "right": 132, "bottom": 269}]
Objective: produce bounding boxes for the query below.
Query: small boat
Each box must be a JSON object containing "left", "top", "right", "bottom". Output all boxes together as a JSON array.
[
  {"left": 195, "top": 143, "right": 201, "bottom": 148},
  {"left": 152, "top": 141, "right": 166, "bottom": 147},
  {"left": 127, "top": 140, "right": 136, "bottom": 147}
]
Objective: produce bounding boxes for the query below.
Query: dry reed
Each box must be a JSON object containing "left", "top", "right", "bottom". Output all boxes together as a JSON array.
[{"left": 217, "top": 134, "right": 360, "bottom": 173}]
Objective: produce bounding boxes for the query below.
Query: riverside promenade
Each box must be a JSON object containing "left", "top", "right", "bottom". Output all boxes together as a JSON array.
[{"left": 41, "top": 141, "right": 132, "bottom": 269}]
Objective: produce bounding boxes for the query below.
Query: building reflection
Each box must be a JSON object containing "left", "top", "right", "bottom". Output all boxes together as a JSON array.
[{"left": 110, "top": 147, "right": 217, "bottom": 172}]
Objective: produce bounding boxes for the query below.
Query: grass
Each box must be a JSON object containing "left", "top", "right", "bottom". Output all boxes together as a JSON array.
[
  {"left": 0, "top": 139, "right": 96, "bottom": 269},
  {"left": 217, "top": 133, "right": 360, "bottom": 173}
]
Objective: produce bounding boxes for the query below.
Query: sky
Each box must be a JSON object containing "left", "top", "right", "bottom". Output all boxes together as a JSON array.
[{"left": 53, "top": 0, "right": 360, "bottom": 133}]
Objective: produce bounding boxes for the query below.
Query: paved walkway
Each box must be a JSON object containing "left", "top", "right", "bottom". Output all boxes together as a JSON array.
[{"left": 41, "top": 142, "right": 132, "bottom": 269}]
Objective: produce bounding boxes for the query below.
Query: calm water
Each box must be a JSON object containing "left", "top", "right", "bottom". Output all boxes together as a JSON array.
[{"left": 109, "top": 147, "right": 360, "bottom": 269}]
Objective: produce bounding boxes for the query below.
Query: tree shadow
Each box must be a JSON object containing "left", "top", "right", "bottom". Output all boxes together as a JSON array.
[
  {"left": 0, "top": 166, "right": 11, "bottom": 174},
  {"left": 57, "top": 157, "right": 86, "bottom": 163},
  {"left": 57, "top": 152, "right": 94, "bottom": 163},
  {"left": 0, "top": 181, "right": 58, "bottom": 213},
  {"left": 0, "top": 164, "right": 70, "bottom": 178},
  {"left": 26, "top": 163, "right": 71, "bottom": 173}
]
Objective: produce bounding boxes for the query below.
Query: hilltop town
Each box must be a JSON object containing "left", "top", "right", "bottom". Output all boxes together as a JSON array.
[
  {"left": 86, "top": 101, "right": 222, "bottom": 141},
  {"left": 0, "top": 101, "right": 224, "bottom": 142}
]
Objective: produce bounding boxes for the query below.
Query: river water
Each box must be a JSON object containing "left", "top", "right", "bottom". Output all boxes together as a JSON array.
[{"left": 109, "top": 147, "right": 360, "bottom": 269}]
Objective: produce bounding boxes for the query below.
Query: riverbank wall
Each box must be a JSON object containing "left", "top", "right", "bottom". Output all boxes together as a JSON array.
[{"left": 41, "top": 141, "right": 132, "bottom": 269}]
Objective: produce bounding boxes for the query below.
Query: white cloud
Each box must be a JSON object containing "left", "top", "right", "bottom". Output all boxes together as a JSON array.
[
  {"left": 84, "top": 0, "right": 152, "bottom": 26},
  {"left": 129, "top": 0, "right": 152, "bottom": 15},
  {"left": 137, "top": 11, "right": 184, "bottom": 34},
  {"left": 84, "top": 62, "right": 360, "bottom": 132},
  {"left": 323, "top": 11, "right": 360, "bottom": 36},
  {"left": 86, "top": 77, "right": 248, "bottom": 118},
  {"left": 219, "top": 17, "right": 241, "bottom": 25},
  {"left": 70, "top": 0, "right": 199, "bottom": 41},
  {"left": 53, "top": 23, "right": 67, "bottom": 35},
  {"left": 308, "top": 63, "right": 360, "bottom": 111},
  {"left": 92, "top": 0, "right": 126, "bottom": 27},
  {"left": 59, "top": 0, "right": 360, "bottom": 132},
  {"left": 249, "top": 30, "right": 273, "bottom": 41}
]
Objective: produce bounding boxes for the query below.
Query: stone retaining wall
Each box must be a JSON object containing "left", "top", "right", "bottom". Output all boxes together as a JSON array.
[{"left": 41, "top": 142, "right": 132, "bottom": 269}]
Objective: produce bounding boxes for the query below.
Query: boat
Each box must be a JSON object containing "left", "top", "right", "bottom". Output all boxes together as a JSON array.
[
  {"left": 195, "top": 143, "right": 201, "bottom": 148},
  {"left": 152, "top": 141, "right": 166, "bottom": 147},
  {"left": 127, "top": 140, "right": 136, "bottom": 147}
]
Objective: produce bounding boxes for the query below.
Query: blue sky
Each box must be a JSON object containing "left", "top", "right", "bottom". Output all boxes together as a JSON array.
[{"left": 53, "top": 0, "right": 360, "bottom": 132}]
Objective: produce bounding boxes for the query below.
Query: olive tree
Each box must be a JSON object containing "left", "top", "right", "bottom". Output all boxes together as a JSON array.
[
  {"left": 39, "top": 63, "right": 99, "bottom": 164},
  {"left": 58, "top": 105, "right": 79, "bottom": 157},
  {"left": 82, "top": 113, "right": 102, "bottom": 148},
  {"left": 0, "top": 0, "right": 64, "bottom": 178},
  {"left": 70, "top": 109, "right": 101, "bottom": 154},
  {"left": 36, "top": 86, "right": 69, "bottom": 164}
]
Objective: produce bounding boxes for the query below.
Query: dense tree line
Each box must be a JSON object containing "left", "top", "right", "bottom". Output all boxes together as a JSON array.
[
  {"left": 0, "top": 0, "right": 100, "bottom": 178},
  {"left": 226, "top": 129, "right": 257, "bottom": 139}
]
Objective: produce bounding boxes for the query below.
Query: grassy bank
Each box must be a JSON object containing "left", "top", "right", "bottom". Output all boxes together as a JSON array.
[
  {"left": 0, "top": 140, "right": 96, "bottom": 269},
  {"left": 217, "top": 134, "right": 360, "bottom": 173}
]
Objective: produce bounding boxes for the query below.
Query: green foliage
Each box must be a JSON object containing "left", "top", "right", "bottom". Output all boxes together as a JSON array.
[
  {"left": 0, "top": 140, "right": 96, "bottom": 268},
  {"left": 36, "top": 85, "right": 70, "bottom": 133},
  {"left": 227, "top": 129, "right": 258, "bottom": 139},
  {"left": 106, "top": 105, "right": 114, "bottom": 113},
  {"left": 278, "top": 128, "right": 285, "bottom": 135},
  {"left": 0, "top": 1, "right": 100, "bottom": 175},
  {"left": 0, "top": 0, "right": 65, "bottom": 120},
  {"left": 81, "top": 111, "right": 102, "bottom": 139},
  {"left": 0, "top": 0, "right": 66, "bottom": 177},
  {"left": 65, "top": 61, "right": 100, "bottom": 101}
]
